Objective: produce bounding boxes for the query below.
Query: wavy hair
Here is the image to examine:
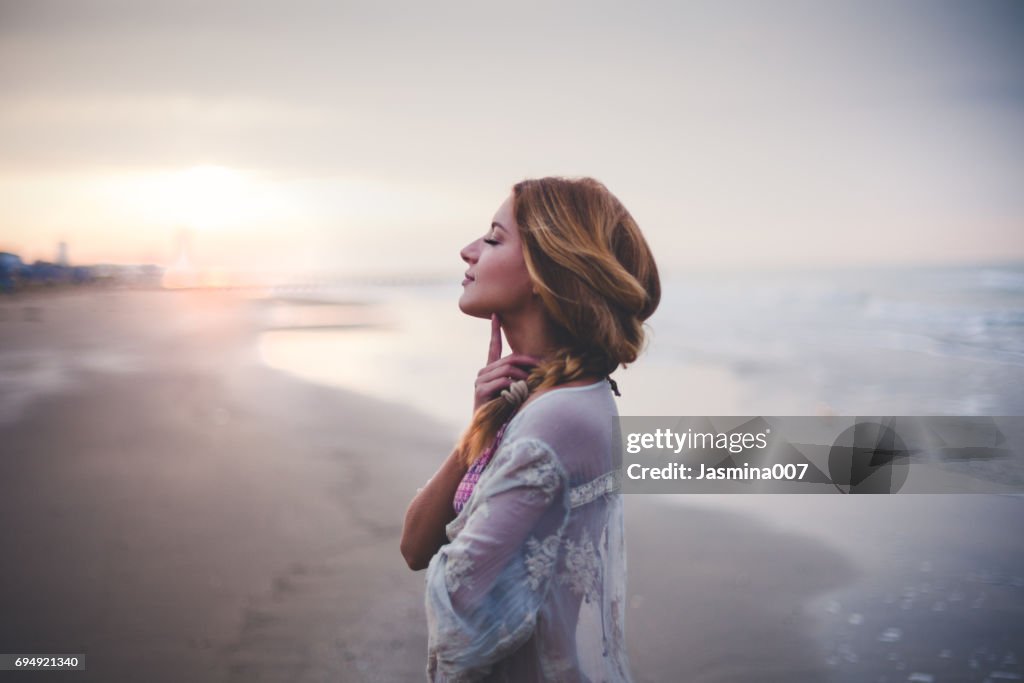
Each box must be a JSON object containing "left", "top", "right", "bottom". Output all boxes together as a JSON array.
[{"left": 456, "top": 177, "right": 661, "bottom": 468}]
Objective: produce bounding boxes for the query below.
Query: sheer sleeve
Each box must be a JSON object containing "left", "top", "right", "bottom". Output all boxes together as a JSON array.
[{"left": 424, "top": 437, "right": 570, "bottom": 682}]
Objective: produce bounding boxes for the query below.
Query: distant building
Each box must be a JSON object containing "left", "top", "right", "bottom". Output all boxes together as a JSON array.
[
  {"left": 57, "top": 241, "right": 69, "bottom": 267},
  {"left": 0, "top": 252, "right": 26, "bottom": 292},
  {"left": 29, "top": 260, "right": 72, "bottom": 285},
  {"left": 0, "top": 252, "right": 23, "bottom": 270},
  {"left": 0, "top": 250, "right": 163, "bottom": 292}
]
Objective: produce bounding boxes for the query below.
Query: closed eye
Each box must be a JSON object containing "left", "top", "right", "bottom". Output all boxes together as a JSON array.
[{"left": 483, "top": 238, "right": 499, "bottom": 245}]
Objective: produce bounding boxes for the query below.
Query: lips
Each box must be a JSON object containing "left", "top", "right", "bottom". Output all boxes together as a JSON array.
[{"left": 462, "top": 272, "right": 475, "bottom": 285}]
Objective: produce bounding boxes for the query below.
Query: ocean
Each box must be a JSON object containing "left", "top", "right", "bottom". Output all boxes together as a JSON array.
[{"left": 257, "top": 261, "right": 1024, "bottom": 430}]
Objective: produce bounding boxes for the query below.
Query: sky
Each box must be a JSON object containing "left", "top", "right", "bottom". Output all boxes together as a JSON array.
[{"left": 0, "top": 0, "right": 1021, "bottom": 278}]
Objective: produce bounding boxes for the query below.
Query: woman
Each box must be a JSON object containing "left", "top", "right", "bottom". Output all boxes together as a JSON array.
[{"left": 400, "top": 176, "right": 660, "bottom": 682}]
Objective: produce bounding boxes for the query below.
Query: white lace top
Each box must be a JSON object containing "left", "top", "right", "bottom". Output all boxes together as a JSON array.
[{"left": 424, "top": 380, "right": 633, "bottom": 682}]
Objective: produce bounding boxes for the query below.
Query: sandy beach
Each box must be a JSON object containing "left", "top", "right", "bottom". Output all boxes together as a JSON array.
[
  {"left": 1, "top": 288, "right": 1021, "bottom": 682},
  {"left": 1, "top": 288, "right": 457, "bottom": 682}
]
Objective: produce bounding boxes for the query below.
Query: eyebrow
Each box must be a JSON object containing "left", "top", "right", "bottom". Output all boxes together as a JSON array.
[{"left": 491, "top": 221, "right": 508, "bottom": 233}]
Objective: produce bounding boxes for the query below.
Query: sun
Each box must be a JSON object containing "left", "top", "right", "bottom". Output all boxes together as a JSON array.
[
  {"left": 98, "top": 164, "right": 281, "bottom": 234},
  {"left": 163, "top": 165, "right": 250, "bottom": 231}
]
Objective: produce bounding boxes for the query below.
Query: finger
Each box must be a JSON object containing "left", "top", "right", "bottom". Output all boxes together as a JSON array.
[
  {"left": 487, "top": 314, "right": 502, "bottom": 365},
  {"left": 477, "top": 365, "right": 530, "bottom": 384},
  {"left": 476, "top": 354, "right": 539, "bottom": 378},
  {"left": 500, "top": 353, "right": 543, "bottom": 370},
  {"left": 475, "top": 375, "right": 516, "bottom": 399}
]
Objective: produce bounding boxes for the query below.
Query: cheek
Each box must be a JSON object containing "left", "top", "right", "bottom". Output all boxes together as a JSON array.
[
  {"left": 497, "top": 245, "right": 527, "bottom": 274},
  {"left": 498, "top": 255, "right": 533, "bottom": 292}
]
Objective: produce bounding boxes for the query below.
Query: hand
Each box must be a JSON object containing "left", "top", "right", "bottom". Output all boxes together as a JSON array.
[{"left": 472, "top": 314, "right": 540, "bottom": 414}]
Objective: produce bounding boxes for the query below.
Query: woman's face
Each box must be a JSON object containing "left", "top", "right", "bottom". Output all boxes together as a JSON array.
[{"left": 458, "top": 193, "right": 536, "bottom": 320}]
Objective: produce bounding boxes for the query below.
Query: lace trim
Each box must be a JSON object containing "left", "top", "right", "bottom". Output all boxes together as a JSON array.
[
  {"left": 524, "top": 533, "right": 561, "bottom": 591},
  {"left": 569, "top": 470, "right": 619, "bottom": 509},
  {"left": 445, "top": 440, "right": 564, "bottom": 543},
  {"left": 519, "top": 455, "right": 563, "bottom": 504},
  {"left": 560, "top": 530, "right": 601, "bottom": 603},
  {"left": 444, "top": 548, "right": 475, "bottom": 594}
]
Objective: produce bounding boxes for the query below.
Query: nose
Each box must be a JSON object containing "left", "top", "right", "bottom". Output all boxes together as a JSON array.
[{"left": 460, "top": 239, "right": 479, "bottom": 264}]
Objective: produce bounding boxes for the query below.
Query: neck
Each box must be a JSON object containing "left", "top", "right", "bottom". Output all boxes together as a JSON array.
[
  {"left": 500, "top": 308, "right": 558, "bottom": 360},
  {"left": 499, "top": 308, "right": 608, "bottom": 386},
  {"left": 500, "top": 310, "right": 605, "bottom": 385}
]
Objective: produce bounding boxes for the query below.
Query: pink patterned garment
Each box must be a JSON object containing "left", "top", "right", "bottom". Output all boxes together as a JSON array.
[{"left": 453, "top": 420, "right": 512, "bottom": 515}]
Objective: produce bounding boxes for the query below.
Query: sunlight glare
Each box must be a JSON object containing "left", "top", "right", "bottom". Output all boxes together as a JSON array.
[
  {"left": 171, "top": 166, "right": 247, "bottom": 230},
  {"left": 96, "top": 165, "right": 292, "bottom": 233}
]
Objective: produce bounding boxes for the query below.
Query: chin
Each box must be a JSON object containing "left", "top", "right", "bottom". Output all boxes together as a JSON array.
[{"left": 457, "top": 296, "right": 492, "bottom": 320}]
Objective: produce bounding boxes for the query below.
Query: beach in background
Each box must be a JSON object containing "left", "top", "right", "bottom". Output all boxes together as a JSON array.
[
  {"left": 260, "top": 262, "right": 1024, "bottom": 425},
  {"left": 2, "top": 261, "right": 1023, "bottom": 682}
]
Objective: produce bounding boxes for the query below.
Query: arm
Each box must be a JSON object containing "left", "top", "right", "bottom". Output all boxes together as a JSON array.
[
  {"left": 402, "top": 314, "right": 538, "bottom": 571},
  {"left": 425, "top": 438, "right": 570, "bottom": 680},
  {"left": 400, "top": 446, "right": 468, "bottom": 571}
]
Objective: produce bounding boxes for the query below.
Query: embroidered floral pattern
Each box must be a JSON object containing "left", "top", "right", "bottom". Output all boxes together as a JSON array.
[
  {"left": 570, "top": 470, "right": 619, "bottom": 509},
  {"left": 516, "top": 446, "right": 562, "bottom": 504},
  {"left": 524, "top": 533, "right": 561, "bottom": 591},
  {"left": 444, "top": 548, "right": 475, "bottom": 594},
  {"left": 560, "top": 531, "right": 601, "bottom": 603}
]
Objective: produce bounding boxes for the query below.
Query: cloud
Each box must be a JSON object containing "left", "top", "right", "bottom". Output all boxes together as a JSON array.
[{"left": 0, "top": 0, "right": 1021, "bottom": 270}]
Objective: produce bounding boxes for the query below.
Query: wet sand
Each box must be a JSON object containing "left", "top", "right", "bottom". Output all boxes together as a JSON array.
[
  {"left": 0, "top": 288, "right": 1019, "bottom": 682},
  {"left": 0, "top": 288, "right": 454, "bottom": 682}
]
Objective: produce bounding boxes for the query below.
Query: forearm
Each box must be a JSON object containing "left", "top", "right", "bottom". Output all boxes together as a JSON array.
[{"left": 400, "top": 447, "right": 468, "bottom": 571}]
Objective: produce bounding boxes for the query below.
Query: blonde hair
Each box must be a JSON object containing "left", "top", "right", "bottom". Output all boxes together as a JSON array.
[{"left": 456, "top": 177, "right": 660, "bottom": 468}]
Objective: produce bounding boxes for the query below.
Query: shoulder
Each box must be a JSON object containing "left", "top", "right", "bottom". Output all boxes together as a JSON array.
[
  {"left": 519, "top": 375, "right": 602, "bottom": 411},
  {"left": 504, "top": 382, "right": 617, "bottom": 474},
  {"left": 515, "top": 387, "right": 609, "bottom": 438},
  {"left": 483, "top": 437, "right": 569, "bottom": 506}
]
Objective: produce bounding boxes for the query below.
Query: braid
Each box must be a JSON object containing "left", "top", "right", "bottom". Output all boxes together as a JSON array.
[
  {"left": 456, "top": 348, "right": 611, "bottom": 468},
  {"left": 531, "top": 349, "right": 590, "bottom": 391}
]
